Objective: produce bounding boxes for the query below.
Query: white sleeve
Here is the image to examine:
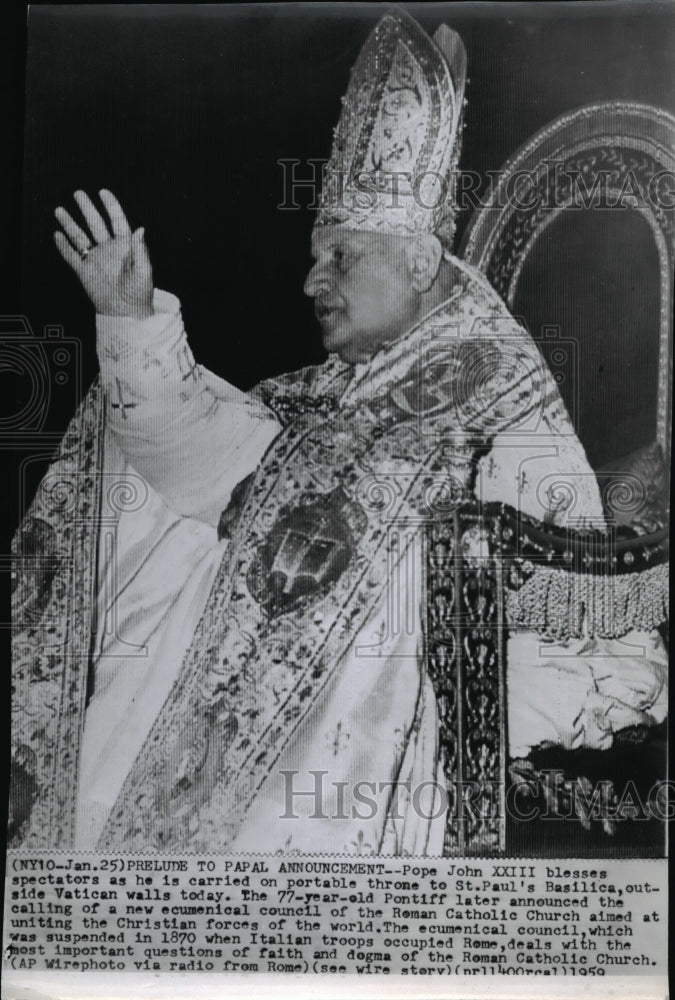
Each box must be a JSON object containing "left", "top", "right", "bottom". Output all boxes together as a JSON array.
[
  {"left": 96, "top": 289, "right": 281, "bottom": 527},
  {"left": 507, "top": 628, "right": 668, "bottom": 757}
]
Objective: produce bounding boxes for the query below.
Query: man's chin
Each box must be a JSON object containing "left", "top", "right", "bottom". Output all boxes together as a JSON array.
[
  {"left": 320, "top": 322, "right": 349, "bottom": 354},
  {"left": 320, "top": 320, "right": 376, "bottom": 364},
  {"left": 322, "top": 330, "right": 371, "bottom": 365},
  {"left": 322, "top": 331, "right": 374, "bottom": 365}
]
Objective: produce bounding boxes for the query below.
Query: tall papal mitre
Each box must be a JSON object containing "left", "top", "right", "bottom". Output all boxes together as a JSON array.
[{"left": 315, "top": 8, "right": 467, "bottom": 250}]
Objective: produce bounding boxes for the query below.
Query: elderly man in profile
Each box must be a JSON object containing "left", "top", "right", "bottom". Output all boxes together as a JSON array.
[{"left": 12, "top": 10, "right": 667, "bottom": 854}]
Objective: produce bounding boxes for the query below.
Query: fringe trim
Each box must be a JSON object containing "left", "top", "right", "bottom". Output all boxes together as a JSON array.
[{"left": 505, "top": 562, "right": 669, "bottom": 639}]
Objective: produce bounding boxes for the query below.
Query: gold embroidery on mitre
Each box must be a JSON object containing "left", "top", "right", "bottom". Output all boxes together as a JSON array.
[{"left": 316, "top": 10, "right": 467, "bottom": 247}]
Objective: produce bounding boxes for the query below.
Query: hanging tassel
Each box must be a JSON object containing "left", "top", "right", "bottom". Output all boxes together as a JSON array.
[{"left": 505, "top": 562, "right": 669, "bottom": 639}]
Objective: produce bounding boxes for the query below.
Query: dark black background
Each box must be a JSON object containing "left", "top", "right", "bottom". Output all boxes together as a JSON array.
[{"left": 19, "top": 2, "right": 675, "bottom": 412}]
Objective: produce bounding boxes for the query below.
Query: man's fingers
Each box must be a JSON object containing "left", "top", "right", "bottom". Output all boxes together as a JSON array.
[
  {"left": 73, "top": 189, "right": 110, "bottom": 243},
  {"left": 54, "top": 231, "right": 83, "bottom": 272},
  {"left": 54, "top": 206, "right": 92, "bottom": 254},
  {"left": 132, "top": 227, "right": 152, "bottom": 277},
  {"left": 99, "top": 189, "right": 132, "bottom": 237}
]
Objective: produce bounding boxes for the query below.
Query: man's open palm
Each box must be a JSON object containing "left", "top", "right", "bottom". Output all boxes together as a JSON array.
[{"left": 54, "top": 190, "right": 154, "bottom": 319}]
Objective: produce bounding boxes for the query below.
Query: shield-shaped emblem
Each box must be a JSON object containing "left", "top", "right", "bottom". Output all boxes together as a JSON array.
[{"left": 247, "top": 488, "right": 365, "bottom": 616}]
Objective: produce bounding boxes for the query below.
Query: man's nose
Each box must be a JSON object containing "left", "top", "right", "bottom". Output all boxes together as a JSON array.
[{"left": 304, "top": 259, "right": 330, "bottom": 298}]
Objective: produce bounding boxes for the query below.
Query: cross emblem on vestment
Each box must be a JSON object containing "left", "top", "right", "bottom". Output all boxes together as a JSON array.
[
  {"left": 110, "top": 378, "right": 138, "bottom": 420},
  {"left": 177, "top": 345, "right": 198, "bottom": 383},
  {"left": 327, "top": 721, "right": 349, "bottom": 756}
]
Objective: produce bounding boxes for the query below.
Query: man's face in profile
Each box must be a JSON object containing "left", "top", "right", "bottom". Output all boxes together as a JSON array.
[{"left": 304, "top": 228, "right": 419, "bottom": 364}]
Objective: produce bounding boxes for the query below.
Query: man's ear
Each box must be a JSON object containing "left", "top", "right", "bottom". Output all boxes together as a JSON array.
[{"left": 404, "top": 234, "right": 443, "bottom": 292}]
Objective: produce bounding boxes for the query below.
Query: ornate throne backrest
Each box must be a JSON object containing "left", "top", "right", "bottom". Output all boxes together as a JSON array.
[{"left": 459, "top": 102, "right": 674, "bottom": 530}]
